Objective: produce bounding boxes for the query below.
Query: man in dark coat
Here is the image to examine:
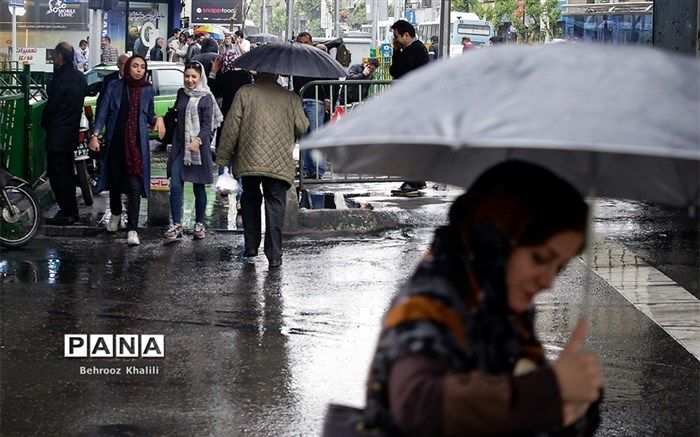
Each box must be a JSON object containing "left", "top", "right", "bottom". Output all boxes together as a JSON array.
[
  {"left": 149, "top": 37, "right": 164, "bottom": 61},
  {"left": 191, "top": 37, "right": 220, "bottom": 77},
  {"left": 389, "top": 20, "right": 429, "bottom": 196},
  {"left": 42, "top": 42, "right": 88, "bottom": 225},
  {"left": 338, "top": 58, "right": 379, "bottom": 105}
]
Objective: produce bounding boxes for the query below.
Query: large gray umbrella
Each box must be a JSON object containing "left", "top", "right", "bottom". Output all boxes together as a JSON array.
[
  {"left": 232, "top": 42, "right": 347, "bottom": 78},
  {"left": 301, "top": 44, "right": 700, "bottom": 207},
  {"left": 247, "top": 33, "right": 283, "bottom": 45}
]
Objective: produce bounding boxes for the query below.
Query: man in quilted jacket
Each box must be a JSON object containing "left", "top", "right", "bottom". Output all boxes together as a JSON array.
[{"left": 215, "top": 72, "right": 309, "bottom": 267}]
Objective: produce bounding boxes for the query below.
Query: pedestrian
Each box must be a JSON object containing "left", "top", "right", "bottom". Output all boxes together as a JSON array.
[
  {"left": 166, "top": 28, "right": 180, "bottom": 59},
  {"left": 338, "top": 58, "right": 379, "bottom": 105},
  {"left": 462, "top": 36, "right": 477, "bottom": 52},
  {"left": 209, "top": 47, "right": 253, "bottom": 206},
  {"left": 149, "top": 37, "right": 165, "bottom": 61},
  {"left": 96, "top": 53, "right": 129, "bottom": 117},
  {"left": 233, "top": 30, "right": 251, "bottom": 55},
  {"left": 389, "top": 19, "right": 429, "bottom": 197},
  {"left": 170, "top": 33, "right": 188, "bottom": 63},
  {"left": 218, "top": 33, "right": 234, "bottom": 54},
  {"left": 490, "top": 35, "right": 505, "bottom": 45},
  {"left": 89, "top": 55, "right": 165, "bottom": 246},
  {"left": 163, "top": 62, "right": 224, "bottom": 241},
  {"left": 215, "top": 71, "right": 309, "bottom": 267},
  {"left": 191, "top": 37, "right": 219, "bottom": 77},
  {"left": 74, "top": 39, "right": 89, "bottom": 72},
  {"left": 42, "top": 42, "right": 88, "bottom": 226},
  {"left": 184, "top": 33, "right": 201, "bottom": 64},
  {"left": 294, "top": 32, "right": 333, "bottom": 180},
  {"left": 363, "top": 160, "right": 603, "bottom": 436},
  {"left": 100, "top": 36, "right": 119, "bottom": 63},
  {"left": 428, "top": 35, "right": 440, "bottom": 61}
]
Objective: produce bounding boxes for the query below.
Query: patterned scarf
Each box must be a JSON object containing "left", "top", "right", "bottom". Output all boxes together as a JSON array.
[
  {"left": 221, "top": 47, "right": 243, "bottom": 74},
  {"left": 182, "top": 62, "right": 224, "bottom": 166},
  {"left": 122, "top": 55, "right": 149, "bottom": 178}
]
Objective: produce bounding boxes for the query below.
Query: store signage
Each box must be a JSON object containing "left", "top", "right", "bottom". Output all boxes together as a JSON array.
[{"left": 191, "top": 0, "right": 242, "bottom": 24}]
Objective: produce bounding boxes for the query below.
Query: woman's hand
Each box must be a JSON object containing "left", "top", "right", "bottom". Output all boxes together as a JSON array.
[
  {"left": 562, "top": 401, "right": 591, "bottom": 427},
  {"left": 155, "top": 117, "right": 166, "bottom": 139},
  {"left": 89, "top": 135, "right": 100, "bottom": 152},
  {"left": 187, "top": 139, "right": 200, "bottom": 152},
  {"left": 551, "top": 319, "right": 604, "bottom": 404}
]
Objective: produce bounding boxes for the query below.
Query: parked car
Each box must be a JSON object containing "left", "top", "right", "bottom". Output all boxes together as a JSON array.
[{"left": 84, "top": 61, "right": 184, "bottom": 139}]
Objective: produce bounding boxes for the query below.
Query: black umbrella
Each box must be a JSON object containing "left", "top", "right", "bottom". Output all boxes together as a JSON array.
[
  {"left": 247, "top": 33, "right": 283, "bottom": 45},
  {"left": 232, "top": 42, "right": 348, "bottom": 78}
]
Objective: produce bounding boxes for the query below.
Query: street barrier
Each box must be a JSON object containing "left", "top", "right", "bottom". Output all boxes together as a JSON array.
[
  {"left": 297, "top": 78, "right": 400, "bottom": 187},
  {"left": 0, "top": 64, "right": 49, "bottom": 184}
]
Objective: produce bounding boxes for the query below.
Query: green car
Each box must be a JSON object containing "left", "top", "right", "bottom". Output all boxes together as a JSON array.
[{"left": 84, "top": 61, "right": 185, "bottom": 139}]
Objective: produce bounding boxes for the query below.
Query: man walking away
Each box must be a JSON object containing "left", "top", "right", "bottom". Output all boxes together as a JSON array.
[
  {"left": 389, "top": 19, "right": 429, "bottom": 197},
  {"left": 215, "top": 72, "right": 308, "bottom": 268},
  {"left": 150, "top": 37, "right": 165, "bottom": 61},
  {"left": 42, "top": 43, "right": 88, "bottom": 225},
  {"left": 100, "top": 36, "right": 119, "bottom": 63}
]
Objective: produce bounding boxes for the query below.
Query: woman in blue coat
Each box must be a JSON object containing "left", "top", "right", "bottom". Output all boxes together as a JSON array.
[
  {"left": 89, "top": 55, "right": 164, "bottom": 246},
  {"left": 163, "top": 61, "right": 223, "bottom": 241}
]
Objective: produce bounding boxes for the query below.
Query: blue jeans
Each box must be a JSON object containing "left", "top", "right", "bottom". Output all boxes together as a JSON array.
[
  {"left": 170, "top": 157, "right": 207, "bottom": 224},
  {"left": 302, "top": 99, "right": 326, "bottom": 177}
]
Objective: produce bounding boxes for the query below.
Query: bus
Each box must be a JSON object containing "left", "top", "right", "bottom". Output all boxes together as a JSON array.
[
  {"left": 417, "top": 12, "right": 493, "bottom": 57},
  {"left": 360, "top": 20, "right": 394, "bottom": 44},
  {"left": 561, "top": 2, "right": 653, "bottom": 45}
]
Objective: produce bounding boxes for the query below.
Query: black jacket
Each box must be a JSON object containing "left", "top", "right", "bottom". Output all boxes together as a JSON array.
[
  {"left": 41, "top": 62, "right": 87, "bottom": 152},
  {"left": 191, "top": 38, "right": 220, "bottom": 77},
  {"left": 150, "top": 46, "right": 164, "bottom": 61},
  {"left": 209, "top": 69, "right": 253, "bottom": 118},
  {"left": 339, "top": 63, "right": 372, "bottom": 104},
  {"left": 389, "top": 39, "right": 429, "bottom": 79}
]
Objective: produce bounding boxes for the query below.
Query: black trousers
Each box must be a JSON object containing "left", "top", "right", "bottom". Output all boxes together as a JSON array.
[
  {"left": 241, "top": 176, "right": 290, "bottom": 262},
  {"left": 108, "top": 155, "right": 143, "bottom": 231},
  {"left": 46, "top": 150, "right": 78, "bottom": 217}
]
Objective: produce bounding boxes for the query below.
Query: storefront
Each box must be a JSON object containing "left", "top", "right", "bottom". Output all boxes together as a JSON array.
[{"left": 0, "top": 0, "right": 181, "bottom": 71}]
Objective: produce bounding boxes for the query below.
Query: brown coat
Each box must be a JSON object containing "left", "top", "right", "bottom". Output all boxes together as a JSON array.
[{"left": 215, "top": 78, "right": 309, "bottom": 185}]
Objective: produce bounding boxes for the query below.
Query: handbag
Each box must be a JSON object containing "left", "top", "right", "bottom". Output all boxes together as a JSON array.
[{"left": 161, "top": 105, "right": 177, "bottom": 145}]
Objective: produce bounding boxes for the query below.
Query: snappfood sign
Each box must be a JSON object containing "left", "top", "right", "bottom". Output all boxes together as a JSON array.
[{"left": 64, "top": 334, "right": 165, "bottom": 358}]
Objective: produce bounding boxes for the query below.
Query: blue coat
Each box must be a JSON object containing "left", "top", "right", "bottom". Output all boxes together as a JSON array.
[
  {"left": 166, "top": 89, "right": 215, "bottom": 185},
  {"left": 93, "top": 79, "right": 157, "bottom": 197}
]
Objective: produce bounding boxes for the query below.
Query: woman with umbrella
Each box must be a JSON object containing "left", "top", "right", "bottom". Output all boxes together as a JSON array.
[
  {"left": 90, "top": 55, "right": 165, "bottom": 246},
  {"left": 360, "top": 161, "right": 603, "bottom": 435}
]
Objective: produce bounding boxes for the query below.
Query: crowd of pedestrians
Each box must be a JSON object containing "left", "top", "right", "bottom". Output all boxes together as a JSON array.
[{"left": 44, "top": 21, "right": 437, "bottom": 259}]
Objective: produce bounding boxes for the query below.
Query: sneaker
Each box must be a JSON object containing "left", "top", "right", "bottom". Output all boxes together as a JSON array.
[
  {"left": 106, "top": 214, "right": 120, "bottom": 232},
  {"left": 163, "top": 224, "right": 183, "bottom": 241},
  {"left": 192, "top": 222, "right": 205, "bottom": 240},
  {"left": 127, "top": 230, "right": 140, "bottom": 246}
]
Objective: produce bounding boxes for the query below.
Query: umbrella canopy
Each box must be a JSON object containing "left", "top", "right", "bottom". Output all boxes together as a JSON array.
[
  {"left": 195, "top": 25, "right": 225, "bottom": 39},
  {"left": 232, "top": 42, "right": 347, "bottom": 78},
  {"left": 247, "top": 33, "right": 283, "bottom": 45},
  {"left": 301, "top": 44, "right": 700, "bottom": 207}
]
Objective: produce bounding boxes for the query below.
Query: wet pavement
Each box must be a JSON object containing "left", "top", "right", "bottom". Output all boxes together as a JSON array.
[{"left": 1, "top": 184, "right": 698, "bottom": 436}]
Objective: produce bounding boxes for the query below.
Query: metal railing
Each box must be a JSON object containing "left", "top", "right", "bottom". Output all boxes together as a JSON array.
[
  {"left": 0, "top": 64, "right": 48, "bottom": 183},
  {"left": 297, "top": 78, "right": 401, "bottom": 186}
]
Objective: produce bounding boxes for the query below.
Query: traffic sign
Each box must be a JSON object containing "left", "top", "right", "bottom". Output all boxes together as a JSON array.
[{"left": 9, "top": 0, "right": 24, "bottom": 8}]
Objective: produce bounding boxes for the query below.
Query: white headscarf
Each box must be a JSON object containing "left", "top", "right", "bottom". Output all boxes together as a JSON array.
[{"left": 183, "top": 61, "right": 224, "bottom": 166}]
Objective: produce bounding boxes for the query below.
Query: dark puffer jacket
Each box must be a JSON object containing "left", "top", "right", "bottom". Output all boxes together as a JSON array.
[
  {"left": 41, "top": 62, "right": 88, "bottom": 152},
  {"left": 191, "top": 37, "right": 220, "bottom": 77}
]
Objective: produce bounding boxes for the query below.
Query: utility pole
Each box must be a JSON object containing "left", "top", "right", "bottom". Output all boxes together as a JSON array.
[
  {"left": 653, "top": 0, "right": 699, "bottom": 55},
  {"left": 286, "top": 0, "right": 294, "bottom": 41},
  {"left": 334, "top": 0, "right": 340, "bottom": 37},
  {"left": 261, "top": 0, "right": 267, "bottom": 34},
  {"left": 439, "top": 0, "right": 450, "bottom": 59}
]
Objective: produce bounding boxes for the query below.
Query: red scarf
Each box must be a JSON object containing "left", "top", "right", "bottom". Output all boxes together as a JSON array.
[{"left": 122, "top": 55, "right": 149, "bottom": 178}]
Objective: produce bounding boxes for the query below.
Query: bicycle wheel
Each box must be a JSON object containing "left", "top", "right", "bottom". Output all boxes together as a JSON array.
[
  {"left": 76, "top": 160, "right": 94, "bottom": 206},
  {"left": 0, "top": 180, "right": 42, "bottom": 248}
]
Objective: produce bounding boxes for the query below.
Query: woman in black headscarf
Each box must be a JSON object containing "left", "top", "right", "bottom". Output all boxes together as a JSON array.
[{"left": 91, "top": 54, "right": 164, "bottom": 246}]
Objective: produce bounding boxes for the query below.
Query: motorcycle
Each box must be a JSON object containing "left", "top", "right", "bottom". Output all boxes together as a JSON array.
[
  {"left": 0, "top": 165, "right": 42, "bottom": 248},
  {"left": 75, "top": 109, "right": 96, "bottom": 207}
]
